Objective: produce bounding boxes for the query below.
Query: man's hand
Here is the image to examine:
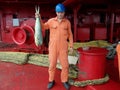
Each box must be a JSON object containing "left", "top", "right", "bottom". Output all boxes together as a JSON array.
[
  {"left": 69, "top": 47, "right": 74, "bottom": 54},
  {"left": 35, "top": 13, "right": 40, "bottom": 18}
]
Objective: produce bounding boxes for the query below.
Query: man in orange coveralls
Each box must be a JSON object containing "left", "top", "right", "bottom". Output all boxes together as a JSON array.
[{"left": 35, "top": 3, "right": 73, "bottom": 90}]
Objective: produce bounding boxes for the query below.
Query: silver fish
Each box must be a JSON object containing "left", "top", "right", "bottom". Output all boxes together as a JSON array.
[{"left": 34, "top": 6, "right": 43, "bottom": 46}]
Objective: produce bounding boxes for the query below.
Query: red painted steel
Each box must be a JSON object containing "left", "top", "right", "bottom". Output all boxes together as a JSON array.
[
  {"left": 21, "top": 25, "right": 34, "bottom": 44},
  {"left": 1, "top": 14, "right": 14, "bottom": 43},
  {"left": 12, "top": 27, "right": 26, "bottom": 45},
  {"left": 77, "top": 47, "right": 108, "bottom": 80},
  {"left": 11, "top": 18, "right": 45, "bottom": 53},
  {"left": 0, "top": 56, "right": 120, "bottom": 90},
  {"left": 0, "top": 61, "right": 84, "bottom": 90},
  {"left": 94, "top": 27, "right": 107, "bottom": 40},
  {"left": 114, "top": 55, "right": 118, "bottom": 68},
  {"left": 77, "top": 27, "right": 90, "bottom": 42},
  {"left": 0, "top": 0, "right": 119, "bottom": 89},
  {"left": 12, "top": 25, "right": 35, "bottom": 45}
]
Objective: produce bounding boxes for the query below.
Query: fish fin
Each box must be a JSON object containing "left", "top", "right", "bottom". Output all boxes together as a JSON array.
[{"left": 35, "top": 5, "right": 40, "bottom": 13}]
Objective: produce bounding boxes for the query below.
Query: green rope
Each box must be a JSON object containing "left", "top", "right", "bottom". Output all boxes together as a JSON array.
[{"left": 69, "top": 74, "right": 109, "bottom": 87}]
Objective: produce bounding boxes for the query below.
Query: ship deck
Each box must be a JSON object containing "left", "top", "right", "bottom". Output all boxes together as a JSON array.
[
  {"left": 0, "top": 42, "right": 120, "bottom": 90},
  {"left": 0, "top": 59, "right": 120, "bottom": 90}
]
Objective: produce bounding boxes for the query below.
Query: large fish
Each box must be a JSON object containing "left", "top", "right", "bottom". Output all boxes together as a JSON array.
[{"left": 34, "top": 6, "right": 43, "bottom": 46}]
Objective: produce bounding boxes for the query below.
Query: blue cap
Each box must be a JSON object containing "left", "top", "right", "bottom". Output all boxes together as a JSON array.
[{"left": 55, "top": 3, "right": 65, "bottom": 12}]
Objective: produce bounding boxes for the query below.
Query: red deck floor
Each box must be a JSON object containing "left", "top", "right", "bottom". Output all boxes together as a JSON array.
[
  {"left": 0, "top": 61, "right": 87, "bottom": 90},
  {"left": 0, "top": 59, "right": 120, "bottom": 90}
]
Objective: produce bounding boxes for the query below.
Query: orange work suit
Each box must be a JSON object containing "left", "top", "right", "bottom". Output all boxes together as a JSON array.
[
  {"left": 116, "top": 43, "right": 120, "bottom": 79},
  {"left": 42, "top": 17, "right": 73, "bottom": 82}
]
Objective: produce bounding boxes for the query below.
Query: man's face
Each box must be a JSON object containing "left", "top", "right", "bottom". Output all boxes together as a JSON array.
[{"left": 56, "top": 12, "right": 65, "bottom": 19}]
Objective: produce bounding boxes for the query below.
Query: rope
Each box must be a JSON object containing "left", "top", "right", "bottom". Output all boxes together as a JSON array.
[{"left": 69, "top": 74, "right": 109, "bottom": 87}]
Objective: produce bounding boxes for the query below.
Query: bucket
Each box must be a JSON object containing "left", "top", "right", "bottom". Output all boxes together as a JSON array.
[{"left": 77, "top": 47, "right": 108, "bottom": 80}]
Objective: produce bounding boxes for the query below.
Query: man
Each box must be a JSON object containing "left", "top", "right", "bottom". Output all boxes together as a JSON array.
[{"left": 36, "top": 3, "right": 73, "bottom": 90}]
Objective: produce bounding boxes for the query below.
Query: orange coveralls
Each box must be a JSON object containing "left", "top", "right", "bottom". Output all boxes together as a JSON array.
[
  {"left": 116, "top": 43, "right": 120, "bottom": 79},
  {"left": 42, "top": 17, "right": 73, "bottom": 82}
]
